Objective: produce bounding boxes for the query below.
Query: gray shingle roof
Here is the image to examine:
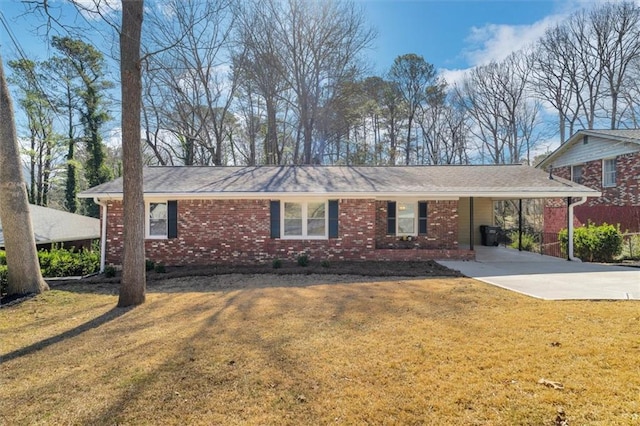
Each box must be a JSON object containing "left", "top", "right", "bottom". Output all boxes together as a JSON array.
[
  {"left": 79, "top": 165, "right": 599, "bottom": 199},
  {"left": 0, "top": 205, "right": 100, "bottom": 247},
  {"left": 581, "top": 129, "right": 640, "bottom": 142}
]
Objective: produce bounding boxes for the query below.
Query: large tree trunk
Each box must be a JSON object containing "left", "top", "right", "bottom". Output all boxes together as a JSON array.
[
  {"left": 0, "top": 55, "right": 48, "bottom": 296},
  {"left": 118, "top": 0, "right": 145, "bottom": 307}
]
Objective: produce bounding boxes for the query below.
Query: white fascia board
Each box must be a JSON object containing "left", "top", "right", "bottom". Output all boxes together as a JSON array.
[{"left": 83, "top": 190, "right": 600, "bottom": 201}]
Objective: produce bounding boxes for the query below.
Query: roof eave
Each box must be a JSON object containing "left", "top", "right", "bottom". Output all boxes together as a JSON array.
[{"left": 81, "top": 189, "right": 601, "bottom": 200}]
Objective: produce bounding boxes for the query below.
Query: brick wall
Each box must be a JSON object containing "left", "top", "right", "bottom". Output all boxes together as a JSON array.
[
  {"left": 544, "top": 152, "right": 640, "bottom": 233},
  {"left": 103, "top": 198, "right": 471, "bottom": 267},
  {"left": 374, "top": 200, "right": 459, "bottom": 249}
]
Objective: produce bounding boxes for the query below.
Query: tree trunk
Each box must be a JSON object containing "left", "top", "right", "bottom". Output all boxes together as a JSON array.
[
  {"left": 0, "top": 55, "right": 48, "bottom": 296},
  {"left": 119, "top": 0, "right": 146, "bottom": 307}
]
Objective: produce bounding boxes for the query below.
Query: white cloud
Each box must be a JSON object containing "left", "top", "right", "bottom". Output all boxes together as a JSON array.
[
  {"left": 70, "top": 0, "right": 121, "bottom": 20},
  {"left": 438, "top": 68, "right": 469, "bottom": 87},
  {"left": 463, "top": 14, "right": 564, "bottom": 67}
]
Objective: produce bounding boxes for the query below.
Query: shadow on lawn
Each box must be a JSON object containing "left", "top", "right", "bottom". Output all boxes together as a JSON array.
[{"left": 0, "top": 306, "right": 132, "bottom": 364}]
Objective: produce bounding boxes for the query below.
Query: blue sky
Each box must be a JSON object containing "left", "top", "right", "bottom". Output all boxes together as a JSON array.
[
  {"left": 2, "top": 0, "right": 592, "bottom": 80},
  {"left": 0, "top": 0, "right": 602, "bottom": 153}
]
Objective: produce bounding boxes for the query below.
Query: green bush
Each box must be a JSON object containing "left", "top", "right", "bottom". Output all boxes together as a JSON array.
[
  {"left": 620, "top": 234, "right": 640, "bottom": 260},
  {"left": 154, "top": 263, "right": 166, "bottom": 273},
  {"left": 145, "top": 259, "right": 156, "bottom": 271},
  {"left": 297, "top": 253, "right": 310, "bottom": 267},
  {"left": 104, "top": 265, "right": 116, "bottom": 278},
  {"left": 508, "top": 231, "right": 538, "bottom": 252},
  {"left": 0, "top": 250, "right": 6, "bottom": 266},
  {"left": 321, "top": 260, "right": 330, "bottom": 268},
  {"left": 0, "top": 246, "right": 100, "bottom": 280},
  {"left": 0, "top": 265, "right": 7, "bottom": 296},
  {"left": 272, "top": 259, "right": 283, "bottom": 269},
  {"left": 559, "top": 222, "right": 623, "bottom": 262}
]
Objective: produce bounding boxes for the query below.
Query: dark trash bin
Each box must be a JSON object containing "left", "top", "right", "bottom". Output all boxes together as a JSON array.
[{"left": 480, "top": 225, "right": 500, "bottom": 246}]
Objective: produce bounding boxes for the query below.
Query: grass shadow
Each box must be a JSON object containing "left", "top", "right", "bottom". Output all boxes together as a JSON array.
[{"left": 1, "top": 306, "right": 131, "bottom": 364}]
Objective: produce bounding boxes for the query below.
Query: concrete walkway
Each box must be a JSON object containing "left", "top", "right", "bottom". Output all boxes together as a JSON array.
[{"left": 438, "top": 246, "right": 640, "bottom": 300}]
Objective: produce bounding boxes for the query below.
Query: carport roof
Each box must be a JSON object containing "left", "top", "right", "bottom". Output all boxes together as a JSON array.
[
  {"left": 0, "top": 204, "right": 100, "bottom": 247},
  {"left": 79, "top": 164, "right": 601, "bottom": 200}
]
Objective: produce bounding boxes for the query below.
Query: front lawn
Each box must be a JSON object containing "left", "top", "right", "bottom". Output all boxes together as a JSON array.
[{"left": 1, "top": 274, "right": 638, "bottom": 425}]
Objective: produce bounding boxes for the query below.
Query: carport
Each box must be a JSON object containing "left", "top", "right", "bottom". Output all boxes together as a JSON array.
[{"left": 438, "top": 246, "right": 640, "bottom": 300}]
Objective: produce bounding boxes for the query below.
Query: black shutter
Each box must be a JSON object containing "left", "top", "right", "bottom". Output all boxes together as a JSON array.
[
  {"left": 328, "top": 200, "right": 339, "bottom": 238},
  {"left": 418, "top": 201, "right": 428, "bottom": 235},
  {"left": 270, "top": 200, "right": 280, "bottom": 238},
  {"left": 167, "top": 200, "right": 178, "bottom": 239},
  {"left": 387, "top": 201, "right": 396, "bottom": 235}
]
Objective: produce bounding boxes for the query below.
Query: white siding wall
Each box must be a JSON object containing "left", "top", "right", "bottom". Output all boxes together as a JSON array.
[{"left": 551, "top": 136, "right": 639, "bottom": 167}]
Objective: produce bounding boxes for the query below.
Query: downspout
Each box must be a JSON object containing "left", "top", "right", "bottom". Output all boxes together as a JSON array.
[
  {"left": 94, "top": 197, "right": 108, "bottom": 273},
  {"left": 568, "top": 196, "right": 587, "bottom": 262}
]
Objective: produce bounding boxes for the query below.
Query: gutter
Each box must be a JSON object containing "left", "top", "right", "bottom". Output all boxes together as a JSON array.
[
  {"left": 568, "top": 196, "right": 588, "bottom": 262},
  {"left": 94, "top": 197, "right": 108, "bottom": 273}
]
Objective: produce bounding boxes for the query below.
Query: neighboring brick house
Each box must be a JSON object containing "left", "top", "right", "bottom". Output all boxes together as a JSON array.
[
  {"left": 79, "top": 165, "right": 598, "bottom": 269},
  {"left": 538, "top": 129, "right": 640, "bottom": 234}
]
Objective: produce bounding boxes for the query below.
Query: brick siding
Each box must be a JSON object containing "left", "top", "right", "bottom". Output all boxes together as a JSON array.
[
  {"left": 103, "top": 198, "right": 472, "bottom": 267},
  {"left": 544, "top": 151, "right": 640, "bottom": 233}
]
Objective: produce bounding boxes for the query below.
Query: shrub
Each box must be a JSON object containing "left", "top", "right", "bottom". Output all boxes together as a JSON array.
[
  {"left": 321, "top": 260, "right": 330, "bottom": 268},
  {"left": 272, "top": 259, "right": 282, "bottom": 269},
  {"left": 508, "top": 231, "right": 538, "bottom": 252},
  {"left": 297, "top": 253, "right": 310, "bottom": 267},
  {"left": 0, "top": 265, "right": 7, "bottom": 296},
  {"left": 297, "top": 253, "right": 309, "bottom": 266},
  {"left": 620, "top": 234, "right": 640, "bottom": 260},
  {"left": 145, "top": 259, "right": 156, "bottom": 271},
  {"left": 559, "top": 222, "right": 623, "bottom": 262},
  {"left": 104, "top": 265, "right": 117, "bottom": 278},
  {"left": 0, "top": 246, "right": 99, "bottom": 282},
  {"left": 37, "top": 246, "right": 100, "bottom": 277},
  {"left": 154, "top": 263, "right": 166, "bottom": 273}
]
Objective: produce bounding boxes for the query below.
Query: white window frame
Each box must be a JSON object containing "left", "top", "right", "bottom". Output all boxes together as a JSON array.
[
  {"left": 145, "top": 200, "right": 168, "bottom": 239},
  {"left": 280, "top": 200, "right": 328, "bottom": 240},
  {"left": 396, "top": 201, "right": 417, "bottom": 236},
  {"left": 571, "top": 164, "right": 584, "bottom": 184},
  {"left": 602, "top": 158, "right": 617, "bottom": 188}
]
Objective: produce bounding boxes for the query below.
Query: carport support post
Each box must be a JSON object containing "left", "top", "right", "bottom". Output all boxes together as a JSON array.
[
  {"left": 518, "top": 199, "right": 523, "bottom": 251},
  {"left": 469, "top": 197, "right": 474, "bottom": 251},
  {"left": 567, "top": 197, "right": 571, "bottom": 261}
]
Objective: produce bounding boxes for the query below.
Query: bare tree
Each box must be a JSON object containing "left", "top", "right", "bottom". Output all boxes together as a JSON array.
[
  {"left": 591, "top": 2, "right": 640, "bottom": 129},
  {"left": 272, "top": 0, "right": 375, "bottom": 164},
  {"left": 143, "top": 0, "right": 238, "bottom": 166},
  {"left": 388, "top": 53, "right": 437, "bottom": 165},
  {"left": 455, "top": 52, "right": 540, "bottom": 164},
  {"left": 417, "top": 80, "right": 470, "bottom": 165},
  {"left": 0, "top": 55, "right": 49, "bottom": 296},
  {"left": 7, "top": 58, "right": 59, "bottom": 206}
]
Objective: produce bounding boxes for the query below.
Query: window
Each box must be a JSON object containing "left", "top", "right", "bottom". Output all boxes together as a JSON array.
[
  {"left": 282, "top": 201, "right": 327, "bottom": 238},
  {"left": 387, "top": 201, "right": 428, "bottom": 236},
  {"left": 397, "top": 202, "right": 416, "bottom": 235},
  {"left": 603, "top": 158, "right": 616, "bottom": 187},
  {"left": 147, "top": 202, "right": 168, "bottom": 238},
  {"left": 571, "top": 165, "right": 583, "bottom": 184},
  {"left": 145, "top": 201, "right": 178, "bottom": 239}
]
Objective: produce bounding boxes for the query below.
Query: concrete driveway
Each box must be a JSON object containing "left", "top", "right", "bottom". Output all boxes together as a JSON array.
[{"left": 438, "top": 246, "right": 640, "bottom": 300}]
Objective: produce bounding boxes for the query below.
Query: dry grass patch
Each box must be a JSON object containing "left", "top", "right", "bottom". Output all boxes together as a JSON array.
[{"left": 1, "top": 274, "right": 639, "bottom": 425}]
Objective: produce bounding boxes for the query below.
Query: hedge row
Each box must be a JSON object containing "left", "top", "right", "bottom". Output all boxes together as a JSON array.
[{"left": 0, "top": 247, "right": 100, "bottom": 296}]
